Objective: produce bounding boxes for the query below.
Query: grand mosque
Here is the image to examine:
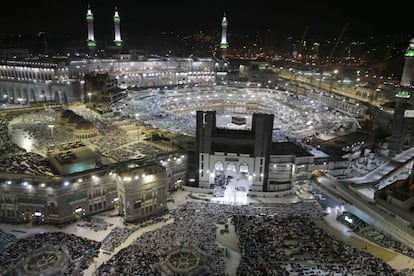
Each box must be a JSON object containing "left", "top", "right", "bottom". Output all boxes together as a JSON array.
[
  {"left": 0, "top": 6, "right": 220, "bottom": 105},
  {"left": 0, "top": 4, "right": 414, "bottom": 228}
]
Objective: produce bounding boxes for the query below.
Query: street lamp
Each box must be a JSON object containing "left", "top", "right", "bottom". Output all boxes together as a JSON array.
[{"left": 87, "top": 92, "right": 92, "bottom": 102}]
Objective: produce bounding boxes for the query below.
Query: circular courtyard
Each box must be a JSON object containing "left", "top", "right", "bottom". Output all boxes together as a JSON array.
[{"left": 111, "top": 85, "right": 360, "bottom": 142}]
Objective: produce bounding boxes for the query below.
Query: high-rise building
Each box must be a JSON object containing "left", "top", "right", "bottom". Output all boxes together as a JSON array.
[
  {"left": 86, "top": 5, "right": 96, "bottom": 48},
  {"left": 113, "top": 7, "right": 123, "bottom": 47}
]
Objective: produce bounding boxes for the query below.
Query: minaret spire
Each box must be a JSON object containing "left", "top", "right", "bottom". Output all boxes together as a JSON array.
[
  {"left": 388, "top": 37, "right": 414, "bottom": 156},
  {"left": 86, "top": 5, "right": 96, "bottom": 48},
  {"left": 400, "top": 38, "right": 414, "bottom": 87},
  {"left": 113, "top": 7, "right": 123, "bottom": 47},
  {"left": 220, "top": 13, "right": 229, "bottom": 53}
]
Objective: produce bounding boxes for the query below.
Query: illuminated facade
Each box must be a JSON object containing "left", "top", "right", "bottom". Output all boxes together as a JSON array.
[
  {"left": 0, "top": 154, "right": 185, "bottom": 224},
  {"left": 0, "top": 57, "right": 216, "bottom": 104},
  {"left": 116, "top": 164, "right": 167, "bottom": 222},
  {"left": 195, "top": 111, "right": 314, "bottom": 194},
  {"left": 0, "top": 168, "right": 118, "bottom": 224}
]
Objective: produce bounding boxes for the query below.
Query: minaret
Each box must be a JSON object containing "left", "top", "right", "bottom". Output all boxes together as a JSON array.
[
  {"left": 86, "top": 5, "right": 96, "bottom": 48},
  {"left": 220, "top": 13, "right": 229, "bottom": 58},
  {"left": 400, "top": 38, "right": 414, "bottom": 87},
  {"left": 388, "top": 90, "right": 410, "bottom": 156},
  {"left": 113, "top": 7, "right": 123, "bottom": 47}
]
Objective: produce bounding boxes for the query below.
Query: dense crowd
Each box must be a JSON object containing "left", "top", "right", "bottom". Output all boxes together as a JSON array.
[
  {"left": 77, "top": 217, "right": 113, "bottom": 232},
  {"left": 101, "top": 226, "right": 137, "bottom": 252},
  {"left": 112, "top": 86, "right": 359, "bottom": 141},
  {"left": 9, "top": 110, "right": 74, "bottom": 154},
  {"left": 0, "top": 112, "right": 55, "bottom": 176},
  {"left": 93, "top": 200, "right": 402, "bottom": 275},
  {"left": 0, "top": 232, "right": 100, "bottom": 275},
  {"left": 234, "top": 214, "right": 395, "bottom": 275}
]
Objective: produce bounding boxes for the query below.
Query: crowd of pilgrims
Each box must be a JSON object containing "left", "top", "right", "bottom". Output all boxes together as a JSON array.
[
  {"left": 0, "top": 232, "right": 100, "bottom": 275},
  {"left": 0, "top": 200, "right": 413, "bottom": 275},
  {"left": 95, "top": 201, "right": 403, "bottom": 275}
]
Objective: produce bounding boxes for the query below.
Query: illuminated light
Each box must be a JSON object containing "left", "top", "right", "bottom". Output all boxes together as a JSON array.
[
  {"left": 344, "top": 216, "right": 353, "bottom": 224},
  {"left": 113, "top": 197, "right": 119, "bottom": 202},
  {"left": 87, "top": 40, "right": 96, "bottom": 47},
  {"left": 78, "top": 178, "right": 83, "bottom": 183},
  {"left": 34, "top": 211, "right": 42, "bottom": 217},
  {"left": 64, "top": 181, "right": 70, "bottom": 186},
  {"left": 6, "top": 180, "right": 12, "bottom": 185},
  {"left": 396, "top": 90, "right": 410, "bottom": 98},
  {"left": 22, "top": 181, "right": 28, "bottom": 186},
  {"left": 134, "top": 175, "right": 139, "bottom": 180},
  {"left": 75, "top": 207, "right": 83, "bottom": 213},
  {"left": 40, "top": 183, "right": 46, "bottom": 188},
  {"left": 406, "top": 49, "right": 414, "bottom": 57}
]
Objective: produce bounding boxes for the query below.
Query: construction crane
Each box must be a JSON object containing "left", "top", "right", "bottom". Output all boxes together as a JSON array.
[{"left": 328, "top": 22, "right": 349, "bottom": 62}]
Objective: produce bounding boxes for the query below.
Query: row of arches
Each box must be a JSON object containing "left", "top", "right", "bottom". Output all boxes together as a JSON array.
[
  {"left": 0, "top": 69, "right": 55, "bottom": 81},
  {"left": 0, "top": 86, "right": 68, "bottom": 105},
  {"left": 214, "top": 161, "right": 249, "bottom": 176}
]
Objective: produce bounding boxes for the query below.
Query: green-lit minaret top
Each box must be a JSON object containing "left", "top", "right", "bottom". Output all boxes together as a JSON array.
[
  {"left": 114, "top": 10, "right": 120, "bottom": 23},
  {"left": 396, "top": 90, "right": 410, "bottom": 98},
  {"left": 221, "top": 14, "right": 228, "bottom": 27},
  {"left": 86, "top": 5, "right": 93, "bottom": 21},
  {"left": 406, "top": 38, "right": 414, "bottom": 57}
]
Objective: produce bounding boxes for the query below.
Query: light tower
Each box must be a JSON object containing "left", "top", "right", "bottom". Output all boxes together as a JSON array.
[
  {"left": 388, "top": 90, "right": 410, "bottom": 156},
  {"left": 86, "top": 5, "right": 96, "bottom": 48},
  {"left": 113, "top": 7, "right": 123, "bottom": 47},
  {"left": 220, "top": 13, "right": 229, "bottom": 58},
  {"left": 400, "top": 38, "right": 414, "bottom": 87}
]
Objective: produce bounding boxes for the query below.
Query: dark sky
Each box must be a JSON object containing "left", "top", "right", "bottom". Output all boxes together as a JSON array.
[{"left": 0, "top": 0, "right": 412, "bottom": 39}]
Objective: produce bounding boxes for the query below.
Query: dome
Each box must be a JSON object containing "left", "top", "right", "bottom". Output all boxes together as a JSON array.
[
  {"left": 75, "top": 120, "right": 95, "bottom": 130},
  {"left": 67, "top": 114, "right": 84, "bottom": 124},
  {"left": 60, "top": 109, "right": 75, "bottom": 120}
]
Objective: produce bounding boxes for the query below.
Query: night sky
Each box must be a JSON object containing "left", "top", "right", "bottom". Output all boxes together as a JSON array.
[{"left": 0, "top": 0, "right": 412, "bottom": 39}]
